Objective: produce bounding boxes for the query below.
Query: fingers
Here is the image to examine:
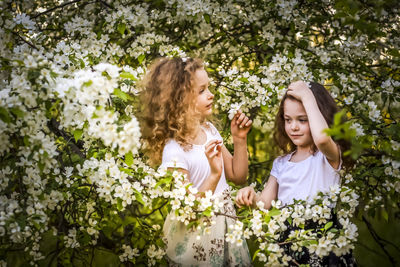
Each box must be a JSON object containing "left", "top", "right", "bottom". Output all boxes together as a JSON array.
[
  {"left": 236, "top": 112, "right": 245, "bottom": 125},
  {"left": 205, "top": 140, "right": 221, "bottom": 152},
  {"left": 235, "top": 190, "right": 245, "bottom": 207},
  {"left": 247, "top": 190, "right": 255, "bottom": 206},
  {"left": 207, "top": 147, "right": 221, "bottom": 159},
  {"left": 235, "top": 188, "right": 254, "bottom": 207},
  {"left": 288, "top": 80, "right": 308, "bottom": 91},
  {"left": 204, "top": 140, "right": 222, "bottom": 159},
  {"left": 242, "top": 189, "right": 253, "bottom": 206},
  {"left": 234, "top": 111, "right": 252, "bottom": 129},
  {"left": 239, "top": 117, "right": 252, "bottom": 128}
]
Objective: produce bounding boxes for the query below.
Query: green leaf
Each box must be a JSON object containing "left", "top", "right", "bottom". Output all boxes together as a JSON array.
[
  {"left": 83, "top": 80, "right": 93, "bottom": 87},
  {"left": 135, "top": 191, "right": 145, "bottom": 205},
  {"left": 117, "top": 23, "right": 126, "bottom": 35},
  {"left": 120, "top": 71, "right": 137, "bottom": 80},
  {"left": 155, "top": 176, "right": 173, "bottom": 188},
  {"left": 125, "top": 151, "right": 134, "bottom": 166},
  {"left": 27, "top": 70, "right": 40, "bottom": 82},
  {"left": 79, "top": 58, "right": 85, "bottom": 68},
  {"left": 73, "top": 129, "right": 83, "bottom": 142},
  {"left": 0, "top": 107, "right": 11, "bottom": 123},
  {"left": 138, "top": 54, "right": 146, "bottom": 64},
  {"left": 32, "top": 221, "right": 41, "bottom": 230},
  {"left": 203, "top": 14, "right": 210, "bottom": 23},
  {"left": 113, "top": 88, "right": 129, "bottom": 101},
  {"left": 120, "top": 167, "right": 133, "bottom": 175},
  {"left": 334, "top": 110, "right": 345, "bottom": 126},
  {"left": 117, "top": 198, "right": 123, "bottom": 211},
  {"left": 23, "top": 136, "right": 30, "bottom": 146},
  {"left": 186, "top": 220, "right": 197, "bottom": 229},
  {"left": 324, "top": 221, "right": 333, "bottom": 230},
  {"left": 381, "top": 208, "right": 388, "bottom": 222},
  {"left": 121, "top": 217, "right": 136, "bottom": 227},
  {"left": 10, "top": 107, "right": 24, "bottom": 118},
  {"left": 252, "top": 249, "right": 260, "bottom": 261},
  {"left": 263, "top": 215, "right": 271, "bottom": 224},
  {"left": 202, "top": 207, "right": 212, "bottom": 217},
  {"left": 268, "top": 208, "right": 281, "bottom": 217}
]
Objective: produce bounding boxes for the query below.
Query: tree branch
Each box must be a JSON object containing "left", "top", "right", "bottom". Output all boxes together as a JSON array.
[
  {"left": 11, "top": 31, "right": 38, "bottom": 50},
  {"left": 362, "top": 215, "right": 397, "bottom": 266},
  {"left": 97, "top": 0, "right": 114, "bottom": 10},
  {"left": 32, "top": 0, "right": 83, "bottom": 19},
  {"left": 47, "top": 118, "right": 86, "bottom": 158}
]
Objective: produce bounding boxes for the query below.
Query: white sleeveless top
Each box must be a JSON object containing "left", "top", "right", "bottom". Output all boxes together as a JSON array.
[
  {"left": 270, "top": 150, "right": 341, "bottom": 205},
  {"left": 160, "top": 122, "right": 229, "bottom": 195}
]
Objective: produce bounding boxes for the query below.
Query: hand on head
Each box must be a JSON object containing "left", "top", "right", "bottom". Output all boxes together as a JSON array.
[
  {"left": 287, "top": 80, "right": 313, "bottom": 102},
  {"left": 231, "top": 110, "right": 253, "bottom": 139}
]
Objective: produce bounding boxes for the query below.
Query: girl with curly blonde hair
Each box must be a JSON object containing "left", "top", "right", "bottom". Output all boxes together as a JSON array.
[{"left": 140, "top": 57, "right": 252, "bottom": 266}]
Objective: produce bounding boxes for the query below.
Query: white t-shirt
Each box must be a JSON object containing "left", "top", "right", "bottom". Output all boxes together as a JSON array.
[
  {"left": 160, "top": 122, "right": 229, "bottom": 195},
  {"left": 270, "top": 150, "right": 341, "bottom": 205}
]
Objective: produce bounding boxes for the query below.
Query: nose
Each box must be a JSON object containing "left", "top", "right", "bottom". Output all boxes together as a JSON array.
[
  {"left": 290, "top": 121, "right": 299, "bottom": 131},
  {"left": 208, "top": 89, "right": 214, "bottom": 99}
]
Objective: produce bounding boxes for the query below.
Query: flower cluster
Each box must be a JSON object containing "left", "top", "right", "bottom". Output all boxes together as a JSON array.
[
  {"left": 156, "top": 166, "right": 223, "bottom": 234},
  {"left": 228, "top": 185, "right": 359, "bottom": 265}
]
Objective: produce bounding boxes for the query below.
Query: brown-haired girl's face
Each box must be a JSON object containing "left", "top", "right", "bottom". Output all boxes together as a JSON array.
[
  {"left": 193, "top": 68, "right": 214, "bottom": 119},
  {"left": 283, "top": 98, "right": 313, "bottom": 149}
]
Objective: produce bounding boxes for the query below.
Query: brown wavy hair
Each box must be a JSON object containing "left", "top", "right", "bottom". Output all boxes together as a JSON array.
[
  {"left": 274, "top": 82, "right": 352, "bottom": 167},
  {"left": 139, "top": 57, "right": 205, "bottom": 166}
]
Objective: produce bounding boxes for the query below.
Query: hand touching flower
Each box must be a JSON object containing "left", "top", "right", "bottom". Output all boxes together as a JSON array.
[
  {"left": 236, "top": 186, "right": 257, "bottom": 208},
  {"left": 231, "top": 110, "right": 252, "bottom": 140}
]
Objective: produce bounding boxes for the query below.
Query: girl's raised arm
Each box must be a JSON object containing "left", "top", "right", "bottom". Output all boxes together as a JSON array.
[
  {"left": 287, "top": 81, "right": 340, "bottom": 168},
  {"left": 222, "top": 110, "right": 252, "bottom": 185}
]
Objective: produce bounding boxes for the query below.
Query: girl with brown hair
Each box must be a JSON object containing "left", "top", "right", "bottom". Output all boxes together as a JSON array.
[
  {"left": 236, "top": 81, "right": 355, "bottom": 266},
  {"left": 140, "top": 57, "right": 252, "bottom": 266}
]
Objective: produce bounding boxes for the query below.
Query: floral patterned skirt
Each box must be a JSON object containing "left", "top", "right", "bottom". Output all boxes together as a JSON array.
[{"left": 162, "top": 188, "right": 252, "bottom": 267}]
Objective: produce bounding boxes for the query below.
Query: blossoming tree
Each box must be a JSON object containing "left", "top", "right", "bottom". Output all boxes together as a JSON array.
[{"left": 1, "top": 0, "right": 399, "bottom": 266}]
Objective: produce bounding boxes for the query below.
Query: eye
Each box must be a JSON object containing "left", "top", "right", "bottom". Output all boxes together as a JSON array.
[
  {"left": 299, "top": 118, "right": 308, "bottom": 123},
  {"left": 284, "top": 118, "right": 291, "bottom": 123}
]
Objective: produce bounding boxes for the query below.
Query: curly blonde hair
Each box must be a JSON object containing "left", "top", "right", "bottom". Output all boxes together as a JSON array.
[{"left": 139, "top": 57, "right": 205, "bottom": 166}]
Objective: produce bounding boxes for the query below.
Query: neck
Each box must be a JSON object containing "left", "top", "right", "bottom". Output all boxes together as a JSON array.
[
  {"left": 191, "top": 121, "right": 204, "bottom": 139},
  {"left": 295, "top": 145, "right": 313, "bottom": 155}
]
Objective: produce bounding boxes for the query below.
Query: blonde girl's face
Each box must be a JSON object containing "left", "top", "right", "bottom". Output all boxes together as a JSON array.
[
  {"left": 283, "top": 98, "right": 313, "bottom": 149},
  {"left": 193, "top": 68, "right": 214, "bottom": 119}
]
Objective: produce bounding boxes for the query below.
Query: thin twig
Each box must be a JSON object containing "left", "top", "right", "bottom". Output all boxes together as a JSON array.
[
  {"left": 97, "top": 0, "right": 114, "bottom": 10},
  {"left": 32, "top": 0, "right": 82, "bottom": 19},
  {"left": 213, "top": 212, "right": 240, "bottom": 220},
  {"left": 362, "top": 215, "right": 397, "bottom": 266},
  {"left": 291, "top": 259, "right": 300, "bottom": 266},
  {"left": 11, "top": 31, "right": 38, "bottom": 50},
  {"left": 138, "top": 201, "right": 168, "bottom": 217}
]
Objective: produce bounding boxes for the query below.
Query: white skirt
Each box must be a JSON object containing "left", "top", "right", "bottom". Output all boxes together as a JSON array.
[{"left": 163, "top": 188, "right": 252, "bottom": 267}]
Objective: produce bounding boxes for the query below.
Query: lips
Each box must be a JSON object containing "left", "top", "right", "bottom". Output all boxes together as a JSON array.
[{"left": 206, "top": 103, "right": 213, "bottom": 109}]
